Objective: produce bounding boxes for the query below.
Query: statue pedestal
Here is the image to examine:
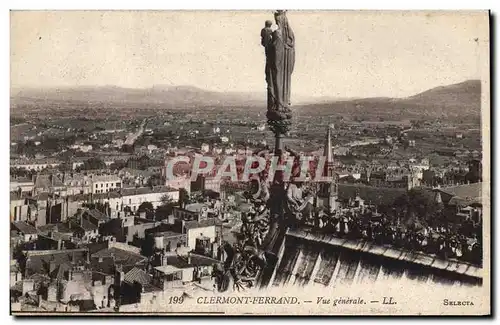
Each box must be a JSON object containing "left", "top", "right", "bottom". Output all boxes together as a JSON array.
[{"left": 274, "top": 133, "right": 283, "bottom": 154}]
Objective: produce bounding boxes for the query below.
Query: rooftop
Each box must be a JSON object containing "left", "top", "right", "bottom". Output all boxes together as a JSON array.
[
  {"left": 438, "top": 182, "right": 482, "bottom": 203},
  {"left": 121, "top": 186, "right": 178, "bottom": 197},
  {"left": 12, "top": 221, "right": 38, "bottom": 235},
  {"left": 92, "top": 247, "right": 147, "bottom": 266},
  {"left": 124, "top": 267, "right": 152, "bottom": 286},
  {"left": 184, "top": 218, "right": 222, "bottom": 230},
  {"left": 84, "top": 209, "right": 110, "bottom": 222},
  {"left": 154, "top": 264, "right": 182, "bottom": 274}
]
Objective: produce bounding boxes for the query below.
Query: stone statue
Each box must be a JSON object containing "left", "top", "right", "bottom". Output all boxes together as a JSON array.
[{"left": 262, "top": 10, "right": 295, "bottom": 135}]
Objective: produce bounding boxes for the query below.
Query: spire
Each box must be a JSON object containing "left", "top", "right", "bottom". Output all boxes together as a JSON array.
[
  {"left": 435, "top": 190, "right": 443, "bottom": 204},
  {"left": 323, "top": 125, "right": 333, "bottom": 164}
]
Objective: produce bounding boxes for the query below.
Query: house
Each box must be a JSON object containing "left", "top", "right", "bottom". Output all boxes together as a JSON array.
[
  {"left": 11, "top": 221, "right": 38, "bottom": 242},
  {"left": 10, "top": 176, "right": 35, "bottom": 193},
  {"left": 121, "top": 186, "right": 179, "bottom": 213},
  {"left": 151, "top": 231, "right": 187, "bottom": 252},
  {"left": 10, "top": 191, "right": 30, "bottom": 222},
  {"left": 91, "top": 175, "right": 121, "bottom": 194},
  {"left": 62, "top": 173, "right": 92, "bottom": 196},
  {"left": 437, "top": 182, "right": 482, "bottom": 207},
  {"left": 72, "top": 219, "right": 99, "bottom": 242},
  {"left": 83, "top": 209, "right": 110, "bottom": 227},
  {"left": 120, "top": 267, "right": 160, "bottom": 306},
  {"left": 200, "top": 143, "right": 210, "bottom": 153},
  {"left": 152, "top": 252, "right": 219, "bottom": 290},
  {"left": 182, "top": 218, "right": 221, "bottom": 252},
  {"left": 11, "top": 261, "right": 23, "bottom": 287},
  {"left": 92, "top": 247, "right": 147, "bottom": 274}
]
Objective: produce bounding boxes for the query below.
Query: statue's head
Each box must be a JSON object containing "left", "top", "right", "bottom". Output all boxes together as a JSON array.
[{"left": 274, "top": 10, "right": 286, "bottom": 25}]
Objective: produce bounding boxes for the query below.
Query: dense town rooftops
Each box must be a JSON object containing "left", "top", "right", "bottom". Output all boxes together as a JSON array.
[
  {"left": 24, "top": 249, "right": 89, "bottom": 278},
  {"left": 338, "top": 184, "right": 406, "bottom": 207}
]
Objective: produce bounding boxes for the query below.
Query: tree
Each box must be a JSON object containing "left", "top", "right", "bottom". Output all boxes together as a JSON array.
[
  {"left": 81, "top": 158, "right": 106, "bottom": 171},
  {"left": 395, "top": 188, "right": 440, "bottom": 225},
  {"left": 147, "top": 174, "right": 163, "bottom": 187},
  {"left": 139, "top": 234, "right": 155, "bottom": 258},
  {"left": 138, "top": 201, "right": 155, "bottom": 219},
  {"left": 160, "top": 194, "right": 174, "bottom": 205},
  {"left": 179, "top": 188, "right": 190, "bottom": 206}
]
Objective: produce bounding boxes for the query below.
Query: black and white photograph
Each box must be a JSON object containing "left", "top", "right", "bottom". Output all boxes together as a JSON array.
[{"left": 9, "top": 10, "right": 490, "bottom": 315}]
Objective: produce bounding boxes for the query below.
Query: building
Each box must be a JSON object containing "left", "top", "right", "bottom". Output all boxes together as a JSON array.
[
  {"left": 10, "top": 158, "right": 61, "bottom": 171},
  {"left": 317, "top": 126, "right": 338, "bottom": 212},
  {"left": 200, "top": 143, "right": 210, "bottom": 153},
  {"left": 10, "top": 176, "right": 35, "bottom": 193},
  {"left": 91, "top": 175, "right": 122, "bottom": 194},
  {"left": 11, "top": 221, "right": 38, "bottom": 242},
  {"left": 62, "top": 173, "right": 92, "bottom": 196},
  {"left": 121, "top": 186, "right": 179, "bottom": 213},
  {"left": 152, "top": 253, "right": 219, "bottom": 290},
  {"left": 191, "top": 174, "right": 222, "bottom": 193}
]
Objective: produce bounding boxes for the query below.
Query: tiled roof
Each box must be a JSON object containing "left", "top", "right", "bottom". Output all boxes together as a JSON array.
[
  {"left": 184, "top": 203, "right": 208, "bottom": 213},
  {"left": 85, "top": 209, "right": 109, "bottom": 222},
  {"left": 121, "top": 186, "right": 177, "bottom": 197},
  {"left": 12, "top": 221, "right": 38, "bottom": 235},
  {"left": 166, "top": 253, "right": 220, "bottom": 269},
  {"left": 184, "top": 218, "right": 222, "bottom": 230},
  {"left": 25, "top": 249, "right": 88, "bottom": 277},
  {"left": 90, "top": 256, "right": 115, "bottom": 275},
  {"left": 124, "top": 267, "right": 151, "bottom": 286},
  {"left": 92, "top": 247, "right": 146, "bottom": 266},
  {"left": 439, "top": 183, "right": 482, "bottom": 202},
  {"left": 37, "top": 223, "right": 75, "bottom": 235},
  {"left": 80, "top": 219, "right": 98, "bottom": 232},
  {"left": 93, "top": 192, "right": 121, "bottom": 200}
]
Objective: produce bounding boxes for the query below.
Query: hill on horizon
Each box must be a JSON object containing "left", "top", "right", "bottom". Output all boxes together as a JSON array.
[{"left": 11, "top": 79, "right": 481, "bottom": 119}]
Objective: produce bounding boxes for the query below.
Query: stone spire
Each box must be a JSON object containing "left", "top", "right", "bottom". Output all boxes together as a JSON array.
[
  {"left": 324, "top": 125, "right": 334, "bottom": 164},
  {"left": 435, "top": 190, "right": 443, "bottom": 204}
]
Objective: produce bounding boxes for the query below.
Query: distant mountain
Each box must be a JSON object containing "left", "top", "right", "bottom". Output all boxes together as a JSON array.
[
  {"left": 11, "top": 85, "right": 266, "bottom": 108},
  {"left": 11, "top": 79, "right": 481, "bottom": 119},
  {"left": 404, "top": 79, "right": 481, "bottom": 108},
  {"left": 298, "top": 80, "right": 481, "bottom": 119}
]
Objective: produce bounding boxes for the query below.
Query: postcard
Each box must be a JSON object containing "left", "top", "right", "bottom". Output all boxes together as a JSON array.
[{"left": 10, "top": 10, "right": 490, "bottom": 316}]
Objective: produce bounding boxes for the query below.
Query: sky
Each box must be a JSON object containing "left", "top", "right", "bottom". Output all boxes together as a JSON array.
[{"left": 10, "top": 10, "right": 489, "bottom": 98}]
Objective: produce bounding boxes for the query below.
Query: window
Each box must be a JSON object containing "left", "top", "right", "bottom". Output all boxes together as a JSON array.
[
  {"left": 106, "top": 184, "right": 109, "bottom": 188},
  {"left": 101, "top": 184, "right": 103, "bottom": 188},
  {"left": 166, "top": 272, "right": 181, "bottom": 281},
  {"left": 95, "top": 184, "right": 98, "bottom": 188}
]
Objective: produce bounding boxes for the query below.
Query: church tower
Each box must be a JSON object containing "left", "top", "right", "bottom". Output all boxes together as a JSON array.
[{"left": 318, "top": 126, "right": 338, "bottom": 212}]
